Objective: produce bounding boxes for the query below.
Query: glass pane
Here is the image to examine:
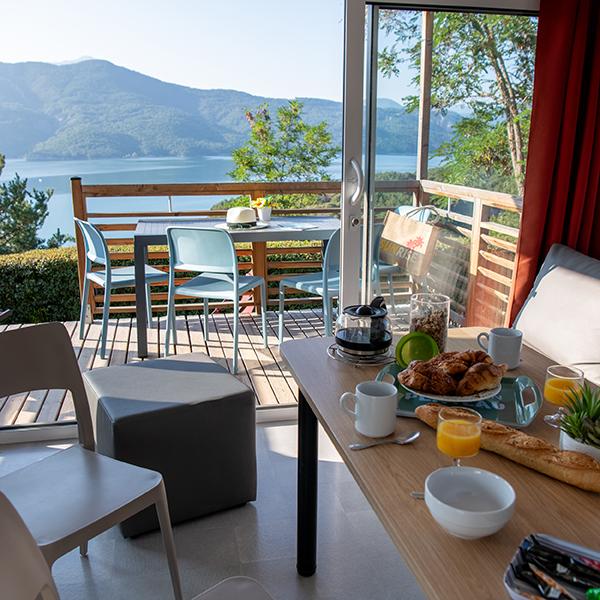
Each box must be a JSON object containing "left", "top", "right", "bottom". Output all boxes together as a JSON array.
[{"left": 363, "top": 6, "right": 535, "bottom": 330}]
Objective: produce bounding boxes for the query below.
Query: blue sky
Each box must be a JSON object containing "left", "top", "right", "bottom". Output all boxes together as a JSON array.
[{"left": 1, "top": 0, "right": 415, "bottom": 102}]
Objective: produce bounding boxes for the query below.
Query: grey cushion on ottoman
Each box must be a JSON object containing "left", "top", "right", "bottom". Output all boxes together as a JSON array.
[{"left": 83, "top": 352, "right": 256, "bottom": 537}]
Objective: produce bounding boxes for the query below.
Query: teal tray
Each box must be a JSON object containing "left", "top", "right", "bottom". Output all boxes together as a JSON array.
[{"left": 376, "top": 362, "right": 543, "bottom": 428}]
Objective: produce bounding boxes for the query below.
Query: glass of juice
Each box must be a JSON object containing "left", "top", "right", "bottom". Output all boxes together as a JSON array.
[
  {"left": 543, "top": 365, "right": 584, "bottom": 427},
  {"left": 437, "top": 407, "right": 482, "bottom": 467}
]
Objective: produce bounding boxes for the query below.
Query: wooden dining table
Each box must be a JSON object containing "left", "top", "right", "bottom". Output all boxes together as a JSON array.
[{"left": 280, "top": 328, "right": 600, "bottom": 600}]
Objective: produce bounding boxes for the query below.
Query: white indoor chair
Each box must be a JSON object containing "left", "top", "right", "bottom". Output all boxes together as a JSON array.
[
  {"left": 74, "top": 218, "right": 167, "bottom": 358},
  {"left": 0, "top": 489, "right": 274, "bottom": 600},
  {"left": 0, "top": 323, "right": 183, "bottom": 600},
  {"left": 164, "top": 226, "right": 268, "bottom": 374}
]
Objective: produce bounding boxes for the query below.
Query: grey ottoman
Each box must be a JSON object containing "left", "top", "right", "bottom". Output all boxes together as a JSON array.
[{"left": 83, "top": 352, "right": 256, "bottom": 537}]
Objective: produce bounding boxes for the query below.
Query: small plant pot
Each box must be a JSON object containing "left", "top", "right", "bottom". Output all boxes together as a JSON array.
[
  {"left": 257, "top": 206, "right": 272, "bottom": 222},
  {"left": 559, "top": 430, "right": 600, "bottom": 462}
]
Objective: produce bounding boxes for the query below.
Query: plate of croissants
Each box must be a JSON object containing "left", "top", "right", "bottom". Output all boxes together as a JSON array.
[{"left": 397, "top": 350, "right": 507, "bottom": 403}]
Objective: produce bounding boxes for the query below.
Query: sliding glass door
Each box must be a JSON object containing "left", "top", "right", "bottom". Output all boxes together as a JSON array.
[{"left": 340, "top": 0, "right": 538, "bottom": 326}]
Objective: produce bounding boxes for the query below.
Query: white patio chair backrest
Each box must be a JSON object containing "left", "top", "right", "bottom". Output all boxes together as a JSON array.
[
  {"left": 74, "top": 218, "right": 109, "bottom": 266},
  {"left": 323, "top": 228, "right": 341, "bottom": 275},
  {"left": 167, "top": 227, "right": 238, "bottom": 275},
  {"left": 0, "top": 492, "right": 60, "bottom": 600}
]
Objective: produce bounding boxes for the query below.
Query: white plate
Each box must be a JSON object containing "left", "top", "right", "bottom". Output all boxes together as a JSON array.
[
  {"left": 400, "top": 383, "right": 502, "bottom": 403},
  {"left": 215, "top": 222, "right": 270, "bottom": 231}
]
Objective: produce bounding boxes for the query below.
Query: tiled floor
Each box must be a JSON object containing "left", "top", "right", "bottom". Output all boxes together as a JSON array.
[{"left": 0, "top": 423, "right": 425, "bottom": 600}]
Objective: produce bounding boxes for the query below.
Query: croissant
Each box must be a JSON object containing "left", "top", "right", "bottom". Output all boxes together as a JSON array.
[
  {"left": 454, "top": 350, "right": 493, "bottom": 366},
  {"left": 399, "top": 363, "right": 457, "bottom": 395},
  {"left": 456, "top": 362, "right": 507, "bottom": 396}
]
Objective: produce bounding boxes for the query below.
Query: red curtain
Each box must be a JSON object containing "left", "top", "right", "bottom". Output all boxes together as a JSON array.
[{"left": 509, "top": 0, "right": 600, "bottom": 321}]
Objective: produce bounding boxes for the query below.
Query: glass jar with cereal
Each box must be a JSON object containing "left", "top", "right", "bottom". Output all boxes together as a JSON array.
[{"left": 409, "top": 293, "right": 451, "bottom": 351}]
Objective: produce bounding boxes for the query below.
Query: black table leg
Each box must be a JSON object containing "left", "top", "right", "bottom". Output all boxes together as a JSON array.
[
  {"left": 297, "top": 389, "right": 318, "bottom": 577},
  {"left": 134, "top": 236, "right": 148, "bottom": 358}
]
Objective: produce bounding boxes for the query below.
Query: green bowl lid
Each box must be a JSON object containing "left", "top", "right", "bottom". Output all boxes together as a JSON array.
[{"left": 395, "top": 332, "right": 439, "bottom": 368}]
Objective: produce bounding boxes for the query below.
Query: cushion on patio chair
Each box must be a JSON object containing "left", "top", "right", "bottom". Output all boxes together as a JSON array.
[
  {"left": 513, "top": 243, "right": 600, "bottom": 385},
  {"left": 83, "top": 352, "right": 256, "bottom": 537}
]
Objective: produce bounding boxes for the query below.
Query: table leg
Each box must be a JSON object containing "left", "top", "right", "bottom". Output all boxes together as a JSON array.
[
  {"left": 251, "top": 241, "right": 267, "bottom": 312},
  {"left": 134, "top": 236, "right": 148, "bottom": 358},
  {"left": 297, "top": 389, "right": 318, "bottom": 577}
]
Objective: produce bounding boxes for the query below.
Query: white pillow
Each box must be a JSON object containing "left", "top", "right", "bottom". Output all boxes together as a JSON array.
[{"left": 514, "top": 244, "right": 600, "bottom": 385}]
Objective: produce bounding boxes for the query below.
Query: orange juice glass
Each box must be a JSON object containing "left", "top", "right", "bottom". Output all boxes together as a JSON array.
[
  {"left": 437, "top": 407, "right": 482, "bottom": 467},
  {"left": 544, "top": 365, "right": 584, "bottom": 407}
]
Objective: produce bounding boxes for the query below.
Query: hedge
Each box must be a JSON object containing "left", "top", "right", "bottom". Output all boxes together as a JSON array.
[
  {"left": 0, "top": 247, "right": 80, "bottom": 324},
  {"left": 0, "top": 241, "right": 325, "bottom": 325}
]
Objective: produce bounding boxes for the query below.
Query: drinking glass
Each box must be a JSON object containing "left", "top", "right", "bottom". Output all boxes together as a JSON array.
[
  {"left": 543, "top": 365, "right": 584, "bottom": 428},
  {"left": 437, "top": 407, "right": 482, "bottom": 467}
]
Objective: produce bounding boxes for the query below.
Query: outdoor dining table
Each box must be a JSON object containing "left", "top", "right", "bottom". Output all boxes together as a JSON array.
[
  {"left": 133, "top": 215, "right": 339, "bottom": 358},
  {"left": 280, "top": 328, "right": 600, "bottom": 599}
]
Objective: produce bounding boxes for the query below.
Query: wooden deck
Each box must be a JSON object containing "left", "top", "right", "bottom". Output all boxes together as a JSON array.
[{"left": 0, "top": 310, "right": 326, "bottom": 427}]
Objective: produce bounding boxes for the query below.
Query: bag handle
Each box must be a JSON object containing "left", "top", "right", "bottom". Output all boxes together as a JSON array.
[{"left": 405, "top": 204, "right": 442, "bottom": 225}]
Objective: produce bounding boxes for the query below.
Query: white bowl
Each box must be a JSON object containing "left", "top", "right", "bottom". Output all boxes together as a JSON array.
[{"left": 425, "top": 466, "right": 515, "bottom": 540}]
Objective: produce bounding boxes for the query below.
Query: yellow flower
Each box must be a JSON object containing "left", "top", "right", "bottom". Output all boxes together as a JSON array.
[{"left": 251, "top": 197, "right": 267, "bottom": 208}]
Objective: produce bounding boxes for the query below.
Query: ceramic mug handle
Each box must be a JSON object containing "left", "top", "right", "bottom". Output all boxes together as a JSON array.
[
  {"left": 477, "top": 332, "right": 490, "bottom": 352},
  {"left": 340, "top": 392, "right": 357, "bottom": 417}
]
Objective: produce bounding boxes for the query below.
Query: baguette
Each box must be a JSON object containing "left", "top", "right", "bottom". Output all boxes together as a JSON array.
[{"left": 414, "top": 403, "right": 600, "bottom": 493}]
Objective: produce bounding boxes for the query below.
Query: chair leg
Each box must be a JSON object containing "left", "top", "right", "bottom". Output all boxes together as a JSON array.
[
  {"left": 278, "top": 283, "right": 285, "bottom": 344},
  {"left": 79, "top": 277, "right": 90, "bottom": 339},
  {"left": 260, "top": 282, "right": 268, "bottom": 348},
  {"left": 100, "top": 287, "right": 110, "bottom": 359},
  {"left": 232, "top": 299, "right": 239, "bottom": 375},
  {"left": 79, "top": 541, "right": 88, "bottom": 558},
  {"left": 387, "top": 274, "right": 397, "bottom": 314},
  {"left": 155, "top": 486, "right": 183, "bottom": 600},
  {"left": 323, "top": 293, "right": 331, "bottom": 336},
  {"left": 203, "top": 298, "right": 209, "bottom": 341},
  {"left": 146, "top": 283, "right": 153, "bottom": 328},
  {"left": 164, "top": 289, "right": 173, "bottom": 356}
]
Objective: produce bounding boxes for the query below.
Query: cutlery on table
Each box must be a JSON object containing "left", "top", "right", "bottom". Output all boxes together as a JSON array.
[{"left": 349, "top": 431, "right": 420, "bottom": 451}]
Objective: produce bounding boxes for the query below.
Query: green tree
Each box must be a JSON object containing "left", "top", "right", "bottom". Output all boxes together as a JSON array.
[
  {"left": 226, "top": 100, "right": 340, "bottom": 208},
  {"left": 46, "top": 228, "right": 75, "bottom": 249},
  {"left": 0, "top": 155, "right": 55, "bottom": 254},
  {"left": 379, "top": 12, "right": 536, "bottom": 195}
]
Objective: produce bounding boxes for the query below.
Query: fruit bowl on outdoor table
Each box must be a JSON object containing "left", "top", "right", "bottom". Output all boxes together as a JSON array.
[{"left": 376, "top": 361, "right": 543, "bottom": 428}]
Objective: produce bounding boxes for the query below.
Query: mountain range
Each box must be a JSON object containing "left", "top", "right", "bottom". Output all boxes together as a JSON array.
[{"left": 0, "top": 59, "right": 461, "bottom": 160}]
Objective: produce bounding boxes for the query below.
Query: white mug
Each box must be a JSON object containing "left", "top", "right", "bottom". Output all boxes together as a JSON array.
[
  {"left": 340, "top": 381, "right": 398, "bottom": 438},
  {"left": 477, "top": 327, "right": 522, "bottom": 370}
]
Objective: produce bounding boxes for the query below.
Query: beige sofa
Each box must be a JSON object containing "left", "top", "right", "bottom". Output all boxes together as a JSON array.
[{"left": 513, "top": 243, "right": 600, "bottom": 385}]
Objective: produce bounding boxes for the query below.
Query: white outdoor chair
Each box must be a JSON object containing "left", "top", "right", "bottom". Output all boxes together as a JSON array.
[
  {"left": 0, "top": 323, "right": 183, "bottom": 600},
  {"left": 165, "top": 226, "right": 268, "bottom": 374},
  {"left": 278, "top": 228, "right": 340, "bottom": 340},
  {"left": 74, "top": 218, "right": 167, "bottom": 358},
  {"left": 0, "top": 489, "right": 274, "bottom": 600}
]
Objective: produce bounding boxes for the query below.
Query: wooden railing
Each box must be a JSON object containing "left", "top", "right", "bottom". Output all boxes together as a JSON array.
[
  {"left": 71, "top": 178, "right": 520, "bottom": 327},
  {"left": 420, "top": 180, "right": 521, "bottom": 327},
  {"left": 72, "top": 179, "right": 348, "bottom": 317}
]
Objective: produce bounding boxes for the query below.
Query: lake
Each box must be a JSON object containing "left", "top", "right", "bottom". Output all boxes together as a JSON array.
[{"left": 0, "top": 155, "right": 431, "bottom": 239}]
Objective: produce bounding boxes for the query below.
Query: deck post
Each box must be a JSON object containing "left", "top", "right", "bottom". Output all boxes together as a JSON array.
[
  {"left": 71, "top": 177, "right": 95, "bottom": 320},
  {"left": 415, "top": 11, "right": 433, "bottom": 207},
  {"left": 250, "top": 190, "right": 268, "bottom": 313}
]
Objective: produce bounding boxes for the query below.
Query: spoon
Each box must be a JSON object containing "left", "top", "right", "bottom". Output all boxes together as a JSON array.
[{"left": 349, "top": 431, "right": 420, "bottom": 451}]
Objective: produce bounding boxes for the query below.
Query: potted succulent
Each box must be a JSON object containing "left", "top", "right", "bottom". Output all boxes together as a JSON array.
[
  {"left": 559, "top": 385, "right": 600, "bottom": 462},
  {"left": 251, "top": 196, "right": 274, "bottom": 222}
]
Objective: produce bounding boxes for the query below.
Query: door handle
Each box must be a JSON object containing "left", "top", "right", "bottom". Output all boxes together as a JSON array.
[{"left": 349, "top": 158, "right": 364, "bottom": 206}]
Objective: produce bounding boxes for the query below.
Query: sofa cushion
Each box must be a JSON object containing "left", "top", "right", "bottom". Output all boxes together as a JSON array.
[
  {"left": 514, "top": 244, "right": 600, "bottom": 385},
  {"left": 83, "top": 352, "right": 256, "bottom": 537}
]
